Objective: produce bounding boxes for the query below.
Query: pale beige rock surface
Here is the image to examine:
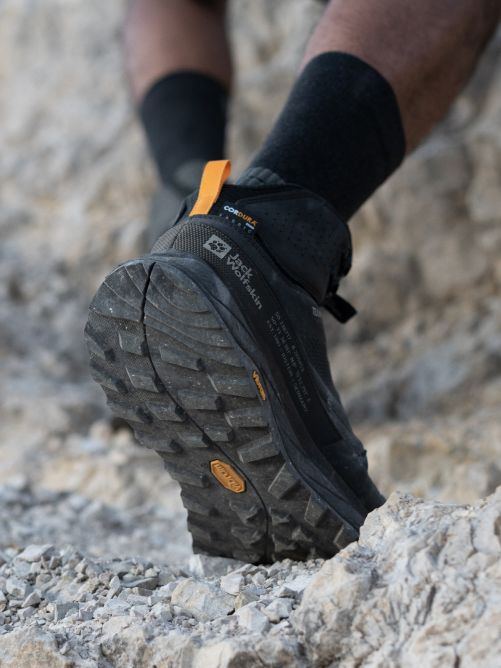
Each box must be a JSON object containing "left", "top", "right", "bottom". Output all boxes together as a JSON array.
[{"left": 294, "top": 489, "right": 501, "bottom": 667}]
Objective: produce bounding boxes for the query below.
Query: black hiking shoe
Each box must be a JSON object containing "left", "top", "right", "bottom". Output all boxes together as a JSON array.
[
  {"left": 146, "top": 158, "right": 207, "bottom": 250},
  {"left": 85, "top": 160, "right": 384, "bottom": 563}
]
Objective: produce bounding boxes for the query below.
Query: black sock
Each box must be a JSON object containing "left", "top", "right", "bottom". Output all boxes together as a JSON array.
[
  {"left": 247, "top": 52, "right": 405, "bottom": 221},
  {"left": 140, "top": 72, "right": 228, "bottom": 191}
]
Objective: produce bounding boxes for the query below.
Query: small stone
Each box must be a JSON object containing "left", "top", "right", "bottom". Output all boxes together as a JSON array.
[
  {"left": 158, "top": 571, "right": 176, "bottom": 586},
  {"left": 48, "top": 556, "right": 62, "bottom": 570},
  {"left": 129, "top": 586, "right": 156, "bottom": 597},
  {"left": 130, "top": 604, "right": 149, "bottom": 618},
  {"left": 59, "top": 642, "right": 70, "bottom": 656},
  {"left": 109, "top": 560, "right": 136, "bottom": 577},
  {"left": 18, "top": 606, "right": 36, "bottom": 620},
  {"left": 6, "top": 577, "right": 31, "bottom": 599},
  {"left": 29, "top": 562, "right": 42, "bottom": 576},
  {"left": 220, "top": 572, "right": 244, "bottom": 596},
  {"left": 12, "top": 560, "right": 32, "bottom": 578},
  {"left": 102, "top": 616, "right": 131, "bottom": 637},
  {"left": 75, "top": 560, "right": 88, "bottom": 575},
  {"left": 274, "top": 585, "right": 296, "bottom": 599},
  {"left": 236, "top": 603, "right": 270, "bottom": 634},
  {"left": 151, "top": 602, "right": 172, "bottom": 622},
  {"left": 0, "top": 591, "right": 7, "bottom": 611},
  {"left": 108, "top": 575, "right": 121, "bottom": 598},
  {"left": 54, "top": 601, "right": 78, "bottom": 621},
  {"left": 157, "top": 581, "right": 178, "bottom": 599},
  {"left": 78, "top": 602, "right": 97, "bottom": 621},
  {"left": 252, "top": 572, "right": 266, "bottom": 586},
  {"left": 35, "top": 574, "right": 52, "bottom": 587},
  {"left": 263, "top": 598, "right": 294, "bottom": 622},
  {"left": 121, "top": 576, "right": 158, "bottom": 590},
  {"left": 105, "top": 599, "right": 130, "bottom": 614},
  {"left": 17, "top": 544, "right": 54, "bottom": 563},
  {"left": 171, "top": 579, "right": 234, "bottom": 622},
  {"left": 22, "top": 590, "right": 42, "bottom": 608},
  {"left": 118, "top": 592, "right": 148, "bottom": 606},
  {"left": 234, "top": 589, "right": 259, "bottom": 609},
  {"left": 98, "top": 571, "right": 112, "bottom": 586},
  {"left": 188, "top": 554, "right": 245, "bottom": 578},
  {"left": 78, "top": 577, "right": 99, "bottom": 594},
  {"left": 284, "top": 574, "right": 312, "bottom": 594}
]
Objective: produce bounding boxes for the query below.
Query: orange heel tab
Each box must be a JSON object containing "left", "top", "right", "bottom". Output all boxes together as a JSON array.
[{"left": 189, "top": 159, "right": 231, "bottom": 216}]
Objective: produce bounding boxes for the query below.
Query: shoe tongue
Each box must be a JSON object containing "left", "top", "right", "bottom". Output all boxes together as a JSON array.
[{"left": 209, "top": 182, "right": 353, "bottom": 305}]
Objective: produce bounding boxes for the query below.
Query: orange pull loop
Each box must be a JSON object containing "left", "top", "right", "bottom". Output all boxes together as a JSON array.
[{"left": 189, "top": 159, "right": 231, "bottom": 216}]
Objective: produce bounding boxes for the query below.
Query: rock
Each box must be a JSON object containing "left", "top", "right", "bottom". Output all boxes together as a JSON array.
[
  {"left": 22, "top": 591, "right": 41, "bottom": 608},
  {"left": 283, "top": 574, "right": 313, "bottom": 595},
  {"left": 236, "top": 603, "right": 271, "bottom": 634},
  {"left": 18, "top": 606, "right": 36, "bottom": 621},
  {"left": 171, "top": 579, "right": 235, "bottom": 622},
  {"left": 263, "top": 598, "right": 294, "bottom": 623},
  {"left": 130, "top": 604, "right": 149, "bottom": 618},
  {"left": 293, "top": 490, "right": 501, "bottom": 667},
  {"left": 0, "top": 629, "right": 73, "bottom": 668},
  {"left": 187, "top": 555, "right": 246, "bottom": 579},
  {"left": 107, "top": 575, "right": 121, "bottom": 598},
  {"left": 151, "top": 602, "right": 172, "bottom": 623},
  {"left": 5, "top": 578, "right": 31, "bottom": 599},
  {"left": 234, "top": 588, "right": 259, "bottom": 609},
  {"left": 220, "top": 572, "right": 244, "bottom": 596},
  {"left": 17, "top": 545, "right": 54, "bottom": 563},
  {"left": 121, "top": 575, "right": 158, "bottom": 590},
  {"left": 53, "top": 602, "right": 78, "bottom": 622}
]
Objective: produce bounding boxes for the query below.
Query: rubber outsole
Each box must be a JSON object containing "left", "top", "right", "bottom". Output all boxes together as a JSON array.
[{"left": 85, "top": 257, "right": 359, "bottom": 563}]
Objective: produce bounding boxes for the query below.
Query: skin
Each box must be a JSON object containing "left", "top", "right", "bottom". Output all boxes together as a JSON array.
[
  {"left": 125, "top": 0, "right": 501, "bottom": 152},
  {"left": 124, "top": 0, "right": 231, "bottom": 102}
]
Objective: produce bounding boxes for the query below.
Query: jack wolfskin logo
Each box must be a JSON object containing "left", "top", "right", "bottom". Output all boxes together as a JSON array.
[{"left": 204, "top": 235, "right": 232, "bottom": 259}]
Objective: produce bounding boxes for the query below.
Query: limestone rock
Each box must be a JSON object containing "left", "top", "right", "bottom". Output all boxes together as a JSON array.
[
  {"left": 171, "top": 579, "right": 235, "bottom": 622},
  {"left": 293, "top": 489, "right": 501, "bottom": 667},
  {"left": 220, "top": 571, "right": 244, "bottom": 595},
  {"left": 17, "top": 544, "right": 54, "bottom": 563},
  {"left": 236, "top": 603, "right": 271, "bottom": 634},
  {"left": 0, "top": 629, "right": 73, "bottom": 668}
]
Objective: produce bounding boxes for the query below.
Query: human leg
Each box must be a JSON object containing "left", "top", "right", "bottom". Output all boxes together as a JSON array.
[
  {"left": 247, "top": 0, "right": 501, "bottom": 219},
  {"left": 125, "top": 0, "right": 231, "bottom": 243}
]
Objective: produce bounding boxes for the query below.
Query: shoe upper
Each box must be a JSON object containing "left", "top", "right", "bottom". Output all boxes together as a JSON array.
[{"left": 151, "top": 161, "right": 384, "bottom": 511}]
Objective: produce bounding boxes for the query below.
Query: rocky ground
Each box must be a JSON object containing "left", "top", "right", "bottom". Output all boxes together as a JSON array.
[{"left": 0, "top": 0, "right": 500, "bottom": 666}]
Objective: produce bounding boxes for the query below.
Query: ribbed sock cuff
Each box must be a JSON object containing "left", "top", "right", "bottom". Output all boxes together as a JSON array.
[{"left": 249, "top": 52, "right": 405, "bottom": 220}]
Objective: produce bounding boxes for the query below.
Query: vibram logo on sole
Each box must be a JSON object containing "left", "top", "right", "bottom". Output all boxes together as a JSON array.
[
  {"left": 252, "top": 371, "right": 266, "bottom": 401},
  {"left": 210, "top": 460, "right": 246, "bottom": 493}
]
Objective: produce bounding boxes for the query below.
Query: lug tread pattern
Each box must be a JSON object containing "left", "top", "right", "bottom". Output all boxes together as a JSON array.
[{"left": 85, "top": 259, "right": 359, "bottom": 563}]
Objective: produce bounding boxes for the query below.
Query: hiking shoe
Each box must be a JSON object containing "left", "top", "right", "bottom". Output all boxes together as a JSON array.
[
  {"left": 85, "top": 160, "right": 384, "bottom": 563},
  {"left": 146, "top": 159, "right": 207, "bottom": 250}
]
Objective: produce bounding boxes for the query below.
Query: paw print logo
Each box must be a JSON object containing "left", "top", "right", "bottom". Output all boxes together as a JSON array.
[{"left": 203, "top": 235, "right": 232, "bottom": 259}]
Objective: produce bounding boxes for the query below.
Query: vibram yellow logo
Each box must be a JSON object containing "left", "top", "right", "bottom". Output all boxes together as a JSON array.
[
  {"left": 252, "top": 371, "right": 266, "bottom": 401},
  {"left": 210, "top": 460, "right": 246, "bottom": 493}
]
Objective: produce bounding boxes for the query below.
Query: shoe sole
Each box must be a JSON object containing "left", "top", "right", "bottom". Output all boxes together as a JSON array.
[{"left": 85, "top": 256, "right": 360, "bottom": 563}]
